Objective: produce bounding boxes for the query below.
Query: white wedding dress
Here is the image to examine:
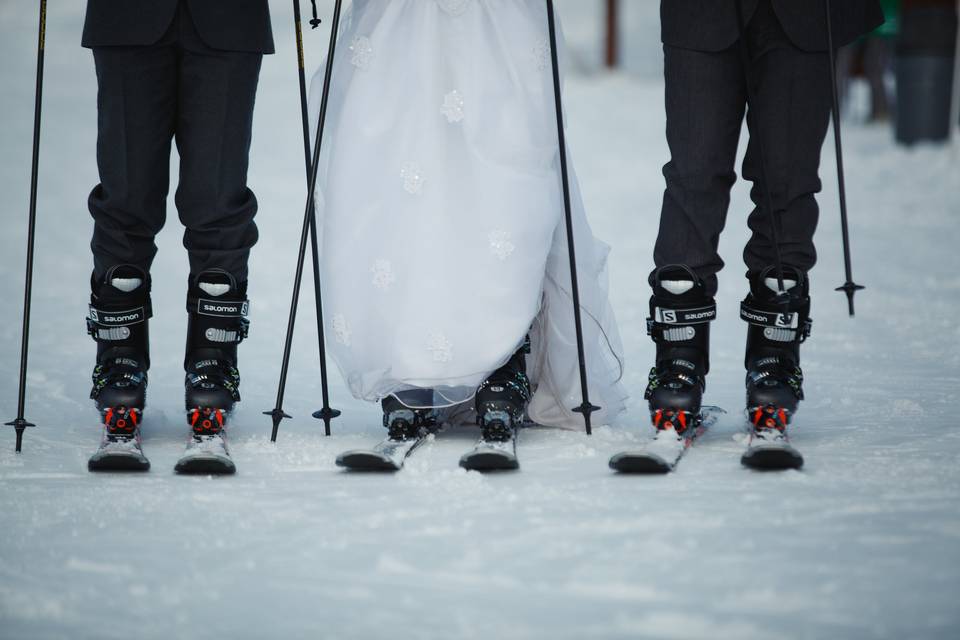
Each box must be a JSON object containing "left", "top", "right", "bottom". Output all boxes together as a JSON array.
[{"left": 308, "top": 0, "right": 626, "bottom": 429}]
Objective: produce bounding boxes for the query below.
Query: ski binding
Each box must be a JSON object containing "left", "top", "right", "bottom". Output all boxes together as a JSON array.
[
  {"left": 741, "top": 405, "right": 803, "bottom": 470},
  {"left": 88, "top": 407, "right": 150, "bottom": 472},
  {"left": 175, "top": 407, "right": 235, "bottom": 475},
  {"left": 609, "top": 405, "right": 724, "bottom": 474}
]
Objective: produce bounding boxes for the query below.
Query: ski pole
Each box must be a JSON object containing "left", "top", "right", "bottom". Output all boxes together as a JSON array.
[
  {"left": 824, "top": 0, "right": 865, "bottom": 316},
  {"left": 265, "top": 0, "right": 344, "bottom": 442},
  {"left": 733, "top": 0, "right": 789, "bottom": 297},
  {"left": 296, "top": 0, "right": 340, "bottom": 435},
  {"left": 6, "top": 0, "right": 47, "bottom": 453},
  {"left": 545, "top": 0, "right": 600, "bottom": 435}
]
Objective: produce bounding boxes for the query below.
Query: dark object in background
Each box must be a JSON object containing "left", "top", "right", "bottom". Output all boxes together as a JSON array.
[{"left": 895, "top": 0, "right": 958, "bottom": 144}]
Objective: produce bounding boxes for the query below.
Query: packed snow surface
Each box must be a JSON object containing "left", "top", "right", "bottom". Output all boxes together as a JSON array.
[{"left": 1, "top": 2, "right": 958, "bottom": 639}]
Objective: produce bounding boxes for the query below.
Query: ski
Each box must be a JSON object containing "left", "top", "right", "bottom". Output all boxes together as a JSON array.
[
  {"left": 175, "top": 408, "right": 236, "bottom": 475},
  {"left": 175, "top": 433, "right": 235, "bottom": 475},
  {"left": 459, "top": 425, "right": 519, "bottom": 472},
  {"left": 608, "top": 405, "right": 724, "bottom": 474},
  {"left": 741, "top": 407, "right": 803, "bottom": 470},
  {"left": 336, "top": 430, "right": 431, "bottom": 471},
  {"left": 88, "top": 407, "right": 150, "bottom": 472}
]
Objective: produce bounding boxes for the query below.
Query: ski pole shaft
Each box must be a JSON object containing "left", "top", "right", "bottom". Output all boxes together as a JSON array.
[
  {"left": 545, "top": 0, "right": 600, "bottom": 434},
  {"left": 266, "top": 0, "right": 344, "bottom": 442},
  {"left": 6, "top": 0, "right": 46, "bottom": 452},
  {"left": 824, "top": 0, "right": 864, "bottom": 316},
  {"left": 293, "top": 0, "right": 339, "bottom": 436}
]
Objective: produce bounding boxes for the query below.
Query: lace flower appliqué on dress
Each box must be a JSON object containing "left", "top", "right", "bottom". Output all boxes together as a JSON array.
[
  {"left": 488, "top": 230, "right": 516, "bottom": 261},
  {"left": 349, "top": 36, "right": 374, "bottom": 70},
  {"left": 370, "top": 259, "right": 396, "bottom": 291},
  {"left": 441, "top": 90, "right": 465, "bottom": 123},
  {"left": 427, "top": 332, "right": 453, "bottom": 363},
  {"left": 437, "top": 0, "right": 471, "bottom": 17},
  {"left": 400, "top": 162, "right": 425, "bottom": 194},
  {"left": 332, "top": 314, "right": 352, "bottom": 347}
]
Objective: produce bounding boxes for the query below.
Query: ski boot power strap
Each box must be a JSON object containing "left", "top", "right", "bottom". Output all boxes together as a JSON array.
[
  {"left": 185, "top": 274, "right": 250, "bottom": 355},
  {"left": 739, "top": 298, "right": 812, "bottom": 349},
  {"left": 87, "top": 302, "right": 151, "bottom": 349},
  {"left": 87, "top": 265, "right": 153, "bottom": 370}
]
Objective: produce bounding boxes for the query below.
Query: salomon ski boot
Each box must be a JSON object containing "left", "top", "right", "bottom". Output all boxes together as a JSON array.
[
  {"left": 87, "top": 265, "right": 152, "bottom": 439},
  {"left": 644, "top": 265, "right": 716, "bottom": 436},
  {"left": 381, "top": 391, "right": 439, "bottom": 442},
  {"left": 741, "top": 266, "right": 811, "bottom": 429},
  {"left": 183, "top": 270, "right": 249, "bottom": 433}
]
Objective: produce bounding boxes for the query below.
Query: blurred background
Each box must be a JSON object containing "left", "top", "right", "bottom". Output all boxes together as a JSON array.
[
  {"left": 570, "top": 0, "right": 960, "bottom": 145},
  {"left": 0, "top": 2, "right": 958, "bottom": 639}
]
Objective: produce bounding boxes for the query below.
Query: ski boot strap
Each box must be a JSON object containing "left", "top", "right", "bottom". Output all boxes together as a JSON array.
[
  {"left": 90, "top": 362, "right": 147, "bottom": 401},
  {"left": 87, "top": 302, "right": 152, "bottom": 344},
  {"left": 192, "top": 296, "right": 250, "bottom": 345},
  {"left": 646, "top": 300, "right": 716, "bottom": 343},
  {"left": 747, "top": 357, "right": 805, "bottom": 401},
  {"left": 643, "top": 365, "right": 702, "bottom": 400},
  {"left": 186, "top": 362, "right": 241, "bottom": 403},
  {"left": 646, "top": 300, "right": 715, "bottom": 379},
  {"left": 740, "top": 302, "right": 812, "bottom": 344}
]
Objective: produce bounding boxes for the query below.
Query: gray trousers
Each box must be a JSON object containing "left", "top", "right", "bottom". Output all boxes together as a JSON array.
[{"left": 653, "top": 3, "right": 832, "bottom": 296}]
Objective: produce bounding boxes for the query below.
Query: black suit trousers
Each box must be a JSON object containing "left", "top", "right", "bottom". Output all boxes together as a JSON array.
[
  {"left": 654, "top": 3, "right": 832, "bottom": 296},
  {"left": 88, "top": 2, "right": 261, "bottom": 285}
]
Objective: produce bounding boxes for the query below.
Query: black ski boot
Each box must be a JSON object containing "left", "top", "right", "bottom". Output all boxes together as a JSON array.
[
  {"left": 644, "top": 265, "right": 716, "bottom": 435},
  {"left": 741, "top": 266, "right": 811, "bottom": 427},
  {"left": 88, "top": 266, "right": 151, "bottom": 433},
  {"left": 474, "top": 336, "right": 532, "bottom": 442},
  {"left": 333, "top": 394, "right": 438, "bottom": 472},
  {"left": 176, "top": 270, "right": 248, "bottom": 474},
  {"left": 740, "top": 266, "right": 811, "bottom": 469},
  {"left": 87, "top": 265, "right": 152, "bottom": 471},
  {"left": 458, "top": 339, "right": 531, "bottom": 471},
  {"left": 183, "top": 269, "right": 248, "bottom": 431},
  {"left": 379, "top": 388, "right": 438, "bottom": 442}
]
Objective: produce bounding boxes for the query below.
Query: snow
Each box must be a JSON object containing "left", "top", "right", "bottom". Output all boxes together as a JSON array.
[{"left": 1, "top": 2, "right": 959, "bottom": 639}]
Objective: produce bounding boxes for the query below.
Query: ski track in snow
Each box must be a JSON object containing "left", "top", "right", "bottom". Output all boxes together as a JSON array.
[{"left": 1, "top": 2, "right": 958, "bottom": 639}]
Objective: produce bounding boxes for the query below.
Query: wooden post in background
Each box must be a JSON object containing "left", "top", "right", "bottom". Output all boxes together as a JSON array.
[{"left": 605, "top": 0, "right": 619, "bottom": 68}]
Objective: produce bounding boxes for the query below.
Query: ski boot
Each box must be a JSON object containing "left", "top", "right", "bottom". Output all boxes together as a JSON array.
[
  {"left": 740, "top": 265, "right": 811, "bottom": 469},
  {"left": 475, "top": 336, "right": 532, "bottom": 442},
  {"left": 459, "top": 338, "right": 531, "bottom": 471},
  {"left": 644, "top": 265, "right": 716, "bottom": 437},
  {"left": 177, "top": 270, "right": 249, "bottom": 474},
  {"left": 334, "top": 394, "right": 439, "bottom": 472},
  {"left": 380, "top": 388, "right": 439, "bottom": 442},
  {"left": 87, "top": 265, "right": 152, "bottom": 471}
]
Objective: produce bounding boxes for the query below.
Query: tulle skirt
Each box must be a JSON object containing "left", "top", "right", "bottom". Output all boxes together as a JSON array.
[{"left": 308, "top": 0, "right": 626, "bottom": 428}]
